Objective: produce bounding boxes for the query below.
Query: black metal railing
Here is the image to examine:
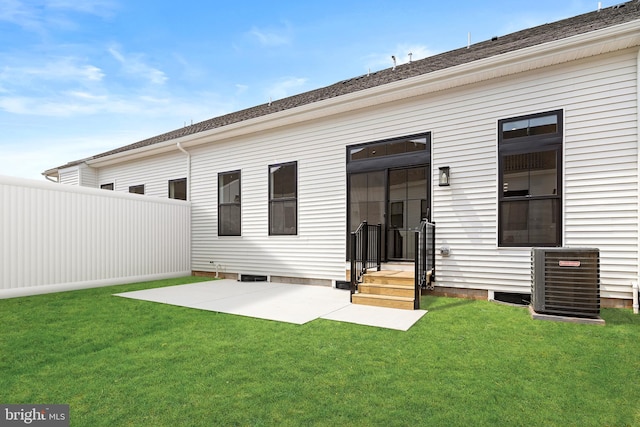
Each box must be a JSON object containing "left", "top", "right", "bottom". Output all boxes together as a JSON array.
[
  {"left": 414, "top": 220, "right": 436, "bottom": 309},
  {"left": 349, "top": 221, "right": 382, "bottom": 301}
]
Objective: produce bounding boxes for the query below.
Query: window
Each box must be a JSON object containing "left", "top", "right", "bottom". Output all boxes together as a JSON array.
[
  {"left": 498, "top": 110, "right": 562, "bottom": 247},
  {"left": 349, "top": 136, "right": 428, "bottom": 161},
  {"left": 169, "top": 178, "right": 187, "bottom": 200},
  {"left": 129, "top": 184, "right": 144, "bottom": 194},
  {"left": 218, "top": 171, "right": 241, "bottom": 236},
  {"left": 269, "top": 162, "right": 297, "bottom": 235},
  {"left": 100, "top": 183, "right": 114, "bottom": 190}
]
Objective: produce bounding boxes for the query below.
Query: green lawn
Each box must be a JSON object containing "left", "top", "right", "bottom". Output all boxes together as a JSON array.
[{"left": 1, "top": 277, "right": 639, "bottom": 426}]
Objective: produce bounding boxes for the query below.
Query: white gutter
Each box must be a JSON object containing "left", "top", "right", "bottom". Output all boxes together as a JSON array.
[
  {"left": 176, "top": 142, "right": 191, "bottom": 201},
  {"left": 82, "top": 19, "right": 640, "bottom": 170}
]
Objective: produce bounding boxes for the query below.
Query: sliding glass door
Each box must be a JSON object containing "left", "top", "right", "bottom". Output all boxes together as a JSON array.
[
  {"left": 387, "top": 167, "right": 428, "bottom": 260},
  {"left": 346, "top": 133, "right": 431, "bottom": 262},
  {"left": 348, "top": 166, "right": 428, "bottom": 261}
]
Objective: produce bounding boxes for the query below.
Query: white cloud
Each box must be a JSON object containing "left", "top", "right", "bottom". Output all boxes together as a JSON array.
[
  {"left": 46, "top": 0, "right": 117, "bottom": 17},
  {"left": 108, "top": 46, "right": 168, "bottom": 85},
  {"left": 0, "top": 0, "right": 116, "bottom": 33},
  {"left": 248, "top": 22, "right": 292, "bottom": 46},
  {"left": 0, "top": 57, "right": 105, "bottom": 85},
  {"left": 0, "top": 0, "right": 43, "bottom": 32},
  {"left": 266, "top": 77, "right": 307, "bottom": 100},
  {"left": 67, "top": 90, "right": 107, "bottom": 101},
  {"left": 0, "top": 95, "right": 102, "bottom": 116}
]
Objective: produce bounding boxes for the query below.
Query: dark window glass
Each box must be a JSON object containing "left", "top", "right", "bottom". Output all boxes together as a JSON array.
[
  {"left": 500, "top": 199, "right": 559, "bottom": 246},
  {"left": 386, "top": 140, "right": 407, "bottom": 156},
  {"left": 168, "top": 178, "right": 187, "bottom": 200},
  {"left": 218, "top": 171, "right": 241, "bottom": 236},
  {"left": 502, "top": 113, "right": 558, "bottom": 140},
  {"left": 348, "top": 136, "right": 427, "bottom": 161},
  {"left": 129, "top": 185, "right": 144, "bottom": 194},
  {"left": 498, "top": 110, "right": 562, "bottom": 247},
  {"left": 100, "top": 183, "right": 114, "bottom": 190},
  {"left": 387, "top": 167, "right": 427, "bottom": 259},
  {"left": 350, "top": 147, "right": 367, "bottom": 161},
  {"left": 503, "top": 151, "right": 557, "bottom": 197},
  {"left": 269, "top": 162, "right": 297, "bottom": 235},
  {"left": 406, "top": 138, "right": 428, "bottom": 152},
  {"left": 367, "top": 144, "right": 386, "bottom": 158}
]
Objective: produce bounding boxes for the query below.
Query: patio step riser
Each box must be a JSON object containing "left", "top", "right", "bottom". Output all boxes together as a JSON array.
[
  {"left": 348, "top": 270, "right": 417, "bottom": 310},
  {"left": 352, "top": 294, "right": 414, "bottom": 310},
  {"left": 358, "top": 284, "right": 414, "bottom": 298},
  {"left": 364, "top": 276, "right": 414, "bottom": 286},
  {"left": 363, "top": 270, "right": 414, "bottom": 287}
]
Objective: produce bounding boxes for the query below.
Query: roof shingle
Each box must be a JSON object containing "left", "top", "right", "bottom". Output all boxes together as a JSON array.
[{"left": 50, "top": 1, "right": 640, "bottom": 171}]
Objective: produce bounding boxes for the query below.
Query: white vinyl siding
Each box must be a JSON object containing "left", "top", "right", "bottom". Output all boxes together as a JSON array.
[
  {"left": 59, "top": 164, "right": 98, "bottom": 188},
  {"left": 432, "top": 49, "right": 638, "bottom": 299},
  {"left": 79, "top": 165, "right": 98, "bottom": 188},
  {"left": 98, "top": 151, "right": 188, "bottom": 198},
  {"left": 92, "top": 47, "right": 637, "bottom": 300},
  {"left": 59, "top": 167, "right": 79, "bottom": 186}
]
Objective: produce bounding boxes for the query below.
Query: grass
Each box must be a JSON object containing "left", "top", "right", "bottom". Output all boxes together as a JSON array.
[{"left": 1, "top": 277, "right": 639, "bottom": 426}]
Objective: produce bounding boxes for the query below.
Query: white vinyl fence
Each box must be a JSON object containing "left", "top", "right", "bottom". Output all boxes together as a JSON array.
[{"left": 0, "top": 175, "right": 191, "bottom": 298}]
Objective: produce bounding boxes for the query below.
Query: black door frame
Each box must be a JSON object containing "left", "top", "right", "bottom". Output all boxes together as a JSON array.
[{"left": 346, "top": 133, "right": 431, "bottom": 262}]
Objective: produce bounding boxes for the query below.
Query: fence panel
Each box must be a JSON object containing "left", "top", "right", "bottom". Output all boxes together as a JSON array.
[{"left": 0, "top": 175, "right": 191, "bottom": 298}]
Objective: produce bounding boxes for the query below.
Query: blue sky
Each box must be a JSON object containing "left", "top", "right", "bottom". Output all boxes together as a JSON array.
[{"left": 0, "top": 0, "right": 620, "bottom": 180}]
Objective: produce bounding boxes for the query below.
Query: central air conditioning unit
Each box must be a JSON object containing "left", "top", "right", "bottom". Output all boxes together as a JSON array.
[{"left": 531, "top": 248, "right": 600, "bottom": 318}]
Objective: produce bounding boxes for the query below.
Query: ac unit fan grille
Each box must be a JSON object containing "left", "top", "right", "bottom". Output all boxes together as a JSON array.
[{"left": 532, "top": 248, "right": 600, "bottom": 318}]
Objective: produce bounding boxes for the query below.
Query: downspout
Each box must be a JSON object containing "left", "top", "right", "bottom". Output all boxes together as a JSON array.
[
  {"left": 176, "top": 142, "right": 191, "bottom": 201},
  {"left": 44, "top": 174, "right": 58, "bottom": 183},
  {"left": 636, "top": 48, "right": 640, "bottom": 313}
]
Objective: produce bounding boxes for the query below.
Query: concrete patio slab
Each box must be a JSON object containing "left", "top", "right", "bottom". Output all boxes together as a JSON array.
[
  {"left": 114, "top": 279, "right": 426, "bottom": 330},
  {"left": 320, "top": 304, "right": 427, "bottom": 331}
]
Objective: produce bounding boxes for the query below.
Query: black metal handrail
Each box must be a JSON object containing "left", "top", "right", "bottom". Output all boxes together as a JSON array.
[
  {"left": 349, "top": 221, "right": 382, "bottom": 301},
  {"left": 414, "top": 220, "right": 436, "bottom": 309}
]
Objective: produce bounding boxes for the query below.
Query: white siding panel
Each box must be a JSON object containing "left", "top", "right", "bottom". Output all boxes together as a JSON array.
[
  {"left": 0, "top": 175, "right": 191, "bottom": 298},
  {"left": 184, "top": 48, "right": 637, "bottom": 296},
  {"left": 59, "top": 167, "right": 79, "bottom": 185},
  {"left": 434, "top": 50, "right": 638, "bottom": 298},
  {"left": 433, "top": 49, "right": 639, "bottom": 299},
  {"left": 98, "top": 151, "right": 189, "bottom": 197},
  {"left": 79, "top": 165, "right": 98, "bottom": 188},
  {"left": 92, "top": 48, "right": 637, "bottom": 300}
]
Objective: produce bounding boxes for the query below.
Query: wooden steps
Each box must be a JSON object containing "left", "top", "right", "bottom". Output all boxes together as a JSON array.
[{"left": 351, "top": 270, "right": 416, "bottom": 310}]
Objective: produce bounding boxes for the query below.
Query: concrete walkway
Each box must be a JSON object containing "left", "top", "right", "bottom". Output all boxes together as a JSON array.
[{"left": 114, "top": 279, "right": 427, "bottom": 331}]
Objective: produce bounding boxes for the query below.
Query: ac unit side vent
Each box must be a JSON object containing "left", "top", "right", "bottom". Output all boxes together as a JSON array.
[{"left": 532, "top": 248, "right": 600, "bottom": 318}]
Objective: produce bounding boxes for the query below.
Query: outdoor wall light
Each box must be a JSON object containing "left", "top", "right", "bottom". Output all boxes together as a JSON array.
[{"left": 439, "top": 166, "right": 450, "bottom": 186}]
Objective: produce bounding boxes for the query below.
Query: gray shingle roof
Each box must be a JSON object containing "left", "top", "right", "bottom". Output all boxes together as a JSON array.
[{"left": 50, "top": 1, "right": 640, "bottom": 172}]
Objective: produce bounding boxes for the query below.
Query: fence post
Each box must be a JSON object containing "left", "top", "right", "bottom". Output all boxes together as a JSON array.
[
  {"left": 431, "top": 221, "right": 436, "bottom": 283},
  {"left": 376, "top": 224, "right": 382, "bottom": 271},
  {"left": 361, "top": 221, "right": 368, "bottom": 276},
  {"left": 350, "top": 232, "right": 357, "bottom": 302},
  {"left": 414, "top": 230, "right": 420, "bottom": 310}
]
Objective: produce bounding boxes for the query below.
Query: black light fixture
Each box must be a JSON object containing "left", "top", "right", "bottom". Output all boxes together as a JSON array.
[{"left": 439, "top": 166, "right": 450, "bottom": 186}]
